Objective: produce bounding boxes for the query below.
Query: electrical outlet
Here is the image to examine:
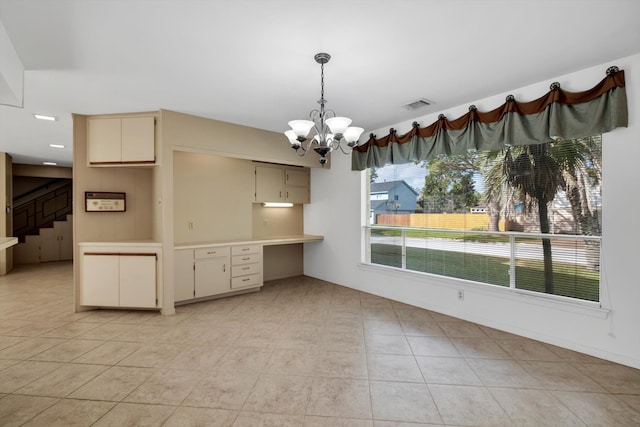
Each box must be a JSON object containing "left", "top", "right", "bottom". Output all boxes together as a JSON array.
[{"left": 457, "top": 290, "right": 464, "bottom": 301}]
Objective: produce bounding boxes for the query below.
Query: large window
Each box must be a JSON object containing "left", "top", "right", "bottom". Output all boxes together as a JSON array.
[{"left": 366, "top": 136, "right": 602, "bottom": 303}]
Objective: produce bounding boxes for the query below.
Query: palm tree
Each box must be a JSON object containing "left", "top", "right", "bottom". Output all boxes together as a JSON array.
[{"left": 482, "top": 139, "right": 589, "bottom": 294}]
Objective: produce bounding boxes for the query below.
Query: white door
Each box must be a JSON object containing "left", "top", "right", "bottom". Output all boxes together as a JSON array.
[
  {"left": 121, "top": 116, "right": 155, "bottom": 163},
  {"left": 88, "top": 117, "right": 122, "bottom": 163},
  {"left": 195, "top": 257, "right": 229, "bottom": 298},
  {"left": 119, "top": 254, "right": 156, "bottom": 308},
  {"left": 81, "top": 254, "right": 119, "bottom": 306}
]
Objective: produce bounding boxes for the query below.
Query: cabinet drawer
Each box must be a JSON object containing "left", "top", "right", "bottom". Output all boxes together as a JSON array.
[
  {"left": 231, "top": 245, "right": 261, "bottom": 256},
  {"left": 232, "top": 254, "right": 261, "bottom": 266},
  {"left": 195, "top": 247, "right": 229, "bottom": 259},
  {"left": 231, "top": 274, "right": 262, "bottom": 289},
  {"left": 232, "top": 263, "right": 262, "bottom": 277}
]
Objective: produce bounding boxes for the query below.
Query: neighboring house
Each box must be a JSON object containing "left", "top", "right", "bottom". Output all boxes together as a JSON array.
[{"left": 370, "top": 180, "right": 418, "bottom": 222}]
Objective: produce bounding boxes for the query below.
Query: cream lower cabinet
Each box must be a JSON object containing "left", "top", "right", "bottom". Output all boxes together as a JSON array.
[
  {"left": 174, "top": 247, "right": 231, "bottom": 302},
  {"left": 175, "top": 244, "right": 263, "bottom": 303},
  {"left": 81, "top": 253, "right": 157, "bottom": 308},
  {"left": 231, "top": 245, "right": 263, "bottom": 289}
]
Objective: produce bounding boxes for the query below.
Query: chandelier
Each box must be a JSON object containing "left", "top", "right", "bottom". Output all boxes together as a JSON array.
[{"left": 284, "top": 53, "right": 364, "bottom": 166}]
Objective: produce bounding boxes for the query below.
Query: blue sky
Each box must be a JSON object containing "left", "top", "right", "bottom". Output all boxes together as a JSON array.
[{"left": 372, "top": 163, "right": 485, "bottom": 194}]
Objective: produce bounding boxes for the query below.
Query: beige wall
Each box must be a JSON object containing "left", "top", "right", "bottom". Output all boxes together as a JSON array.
[
  {"left": 173, "top": 151, "right": 254, "bottom": 243},
  {"left": 161, "top": 109, "right": 323, "bottom": 168},
  {"left": 73, "top": 113, "right": 157, "bottom": 243},
  {"left": 0, "top": 153, "right": 12, "bottom": 275},
  {"left": 13, "top": 163, "right": 72, "bottom": 179}
]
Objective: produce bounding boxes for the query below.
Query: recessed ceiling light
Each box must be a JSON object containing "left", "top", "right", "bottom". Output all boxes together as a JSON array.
[
  {"left": 49, "top": 144, "right": 65, "bottom": 149},
  {"left": 33, "top": 114, "right": 56, "bottom": 121},
  {"left": 42, "top": 162, "right": 57, "bottom": 166}
]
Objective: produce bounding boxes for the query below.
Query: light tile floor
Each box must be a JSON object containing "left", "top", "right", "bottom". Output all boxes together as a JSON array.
[{"left": 1, "top": 261, "right": 639, "bottom": 426}]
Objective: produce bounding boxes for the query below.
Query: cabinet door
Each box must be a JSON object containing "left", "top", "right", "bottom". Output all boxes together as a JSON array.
[
  {"left": 121, "top": 117, "right": 155, "bottom": 163},
  {"left": 81, "top": 254, "right": 120, "bottom": 306},
  {"left": 255, "top": 166, "right": 284, "bottom": 202},
  {"left": 174, "top": 249, "right": 195, "bottom": 302},
  {"left": 58, "top": 221, "right": 73, "bottom": 261},
  {"left": 119, "top": 254, "right": 156, "bottom": 308},
  {"left": 285, "top": 168, "right": 310, "bottom": 187},
  {"left": 285, "top": 186, "right": 310, "bottom": 204},
  {"left": 88, "top": 118, "right": 122, "bottom": 164},
  {"left": 195, "top": 257, "right": 230, "bottom": 298},
  {"left": 38, "top": 228, "right": 59, "bottom": 263},
  {"left": 284, "top": 168, "right": 310, "bottom": 203}
]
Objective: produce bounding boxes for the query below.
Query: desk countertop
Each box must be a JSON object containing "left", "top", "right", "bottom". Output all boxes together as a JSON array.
[{"left": 174, "top": 234, "right": 324, "bottom": 250}]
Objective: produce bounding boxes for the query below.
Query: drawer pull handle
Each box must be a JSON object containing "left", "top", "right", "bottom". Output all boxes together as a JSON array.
[
  {"left": 207, "top": 251, "right": 215, "bottom": 255},
  {"left": 243, "top": 278, "right": 250, "bottom": 282},
  {"left": 242, "top": 248, "right": 250, "bottom": 251},
  {"left": 242, "top": 257, "right": 250, "bottom": 261},
  {"left": 242, "top": 267, "right": 250, "bottom": 270}
]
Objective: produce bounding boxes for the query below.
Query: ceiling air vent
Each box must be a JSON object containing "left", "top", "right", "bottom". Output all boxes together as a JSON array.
[{"left": 402, "top": 98, "right": 433, "bottom": 111}]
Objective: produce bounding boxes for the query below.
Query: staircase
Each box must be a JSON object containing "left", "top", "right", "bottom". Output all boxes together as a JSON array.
[
  {"left": 13, "top": 215, "right": 73, "bottom": 264},
  {"left": 12, "top": 179, "right": 73, "bottom": 264}
]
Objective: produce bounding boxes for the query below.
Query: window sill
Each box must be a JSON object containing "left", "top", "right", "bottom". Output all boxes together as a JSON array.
[{"left": 358, "top": 262, "right": 611, "bottom": 320}]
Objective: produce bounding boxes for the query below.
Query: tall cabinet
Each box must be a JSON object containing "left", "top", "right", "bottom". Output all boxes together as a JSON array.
[{"left": 74, "top": 112, "right": 162, "bottom": 312}]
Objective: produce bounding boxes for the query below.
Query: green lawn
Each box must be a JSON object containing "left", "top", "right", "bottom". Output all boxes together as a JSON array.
[
  {"left": 370, "top": 243, "right": 599, "bottom": 302},
  {"left": 370, "top": 227, "right": 511, "bottom": 243}
]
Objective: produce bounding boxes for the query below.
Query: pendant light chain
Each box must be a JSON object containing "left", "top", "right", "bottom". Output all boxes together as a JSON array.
[{"left": 320, "top": 61, "right": 326, "bottom": 120}]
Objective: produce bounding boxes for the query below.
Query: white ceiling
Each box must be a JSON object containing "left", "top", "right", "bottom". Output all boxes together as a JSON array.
[{"left": 1, "top": 0, "right": 639, "bottom": 168}]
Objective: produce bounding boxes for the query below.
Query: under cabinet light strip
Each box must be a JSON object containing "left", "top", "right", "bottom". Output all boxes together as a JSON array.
[{"left": 263, "top": 202, "right": 294, "bottom": 208}]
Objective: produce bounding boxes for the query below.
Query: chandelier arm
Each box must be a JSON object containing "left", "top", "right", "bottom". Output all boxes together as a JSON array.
[{"left": 337, "top": 143, "right": 351, "bottom": 155}]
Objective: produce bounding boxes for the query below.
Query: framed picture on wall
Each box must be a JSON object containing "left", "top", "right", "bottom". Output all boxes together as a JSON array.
[{"left": 85, "top": 192, "right": 126, "bottom": 212}]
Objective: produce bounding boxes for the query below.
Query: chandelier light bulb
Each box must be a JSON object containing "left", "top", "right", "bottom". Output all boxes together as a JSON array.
[
  {"left": 343, "top": 127, "right": 365, "bottom": 144},
  {"left": 288, "top": 120, "right": 314, "bottom": 138},
  {"left": 326, "top": 117, "right": 352, "bottom": 136},
  {"left": 284, "top": 130, "right": 299, "bottom": 145}
]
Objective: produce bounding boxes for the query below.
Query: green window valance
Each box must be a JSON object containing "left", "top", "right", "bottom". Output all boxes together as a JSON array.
[{"left": 351, "top": 67, "right": 627, "bottom": 171}]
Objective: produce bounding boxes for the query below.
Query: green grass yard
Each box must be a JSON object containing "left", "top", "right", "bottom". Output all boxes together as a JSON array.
[{"left": 370, "top": 243, "right": 600, "bottom": 302}]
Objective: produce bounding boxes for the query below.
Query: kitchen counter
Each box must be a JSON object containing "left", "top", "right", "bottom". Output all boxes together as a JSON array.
[
  {"left": 0, "top": 237, "right": 18, "bottom": 251},
  {"left": 174, "top": 234, "right": 323, "bottom": 250}
]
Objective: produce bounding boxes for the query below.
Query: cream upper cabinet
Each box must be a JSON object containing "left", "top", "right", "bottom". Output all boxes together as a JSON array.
[
  {"left": 284, "top": 167, "right": 310, "bottom": 204},
  {"left": 88, "top": 116, "right": 155, "bottom": 165},
  {"left": 255, "top": 164, "right": 310, "bottom": 204},
  {"left": 255, "top": 165, "right": 285, "bottom": 202}
]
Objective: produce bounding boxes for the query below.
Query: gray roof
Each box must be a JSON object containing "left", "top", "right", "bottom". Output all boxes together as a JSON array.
[{"left": 370, "top": 180, "right": 419, "bottom": 196}]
